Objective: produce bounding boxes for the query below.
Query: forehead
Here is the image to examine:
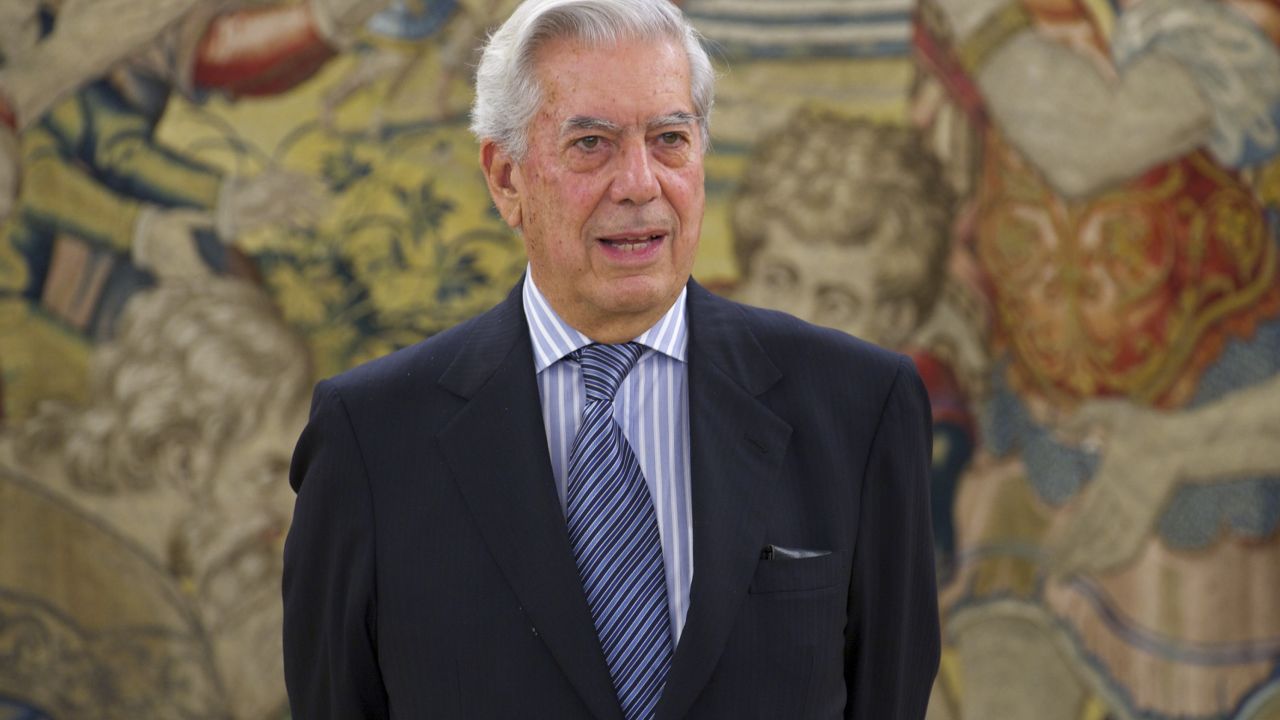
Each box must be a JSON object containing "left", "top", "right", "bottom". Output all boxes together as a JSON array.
[
  {"left": 530, "top": 33, "right": 694, "bottom": 127},
  {"left": 755, "top": 216, "right": 903, "bottom": 276},
  {"left": 763, "top": 233, "right": 878, "bottom": 266}
]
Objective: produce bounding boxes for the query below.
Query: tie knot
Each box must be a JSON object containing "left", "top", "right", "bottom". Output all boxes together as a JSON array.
[{"left": 577, "top": 342, "right": 644, "bottom": 402}]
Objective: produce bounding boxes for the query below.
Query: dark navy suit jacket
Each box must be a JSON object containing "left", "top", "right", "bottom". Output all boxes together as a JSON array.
[{"left": 283, "top": 278, "right": 940, "bottom": 718}]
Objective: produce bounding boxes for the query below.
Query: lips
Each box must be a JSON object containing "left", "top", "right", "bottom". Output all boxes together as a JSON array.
[{"left": 597, "top": 230, "right": 667, "bottom": 252}]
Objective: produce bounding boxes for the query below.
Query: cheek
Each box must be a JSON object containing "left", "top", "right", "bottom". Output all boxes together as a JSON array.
[
  {"left": 737, "top": 279, "right": 774, "bottom": 308},
  {"left": 532, "top": 170, "right": 598, "bottom": 230},
  {"left": 566, "top": 184, "right": 601, "bottom": 220},
  {"left": 669, "top": 171, "right": 706, "bottom": 224}
]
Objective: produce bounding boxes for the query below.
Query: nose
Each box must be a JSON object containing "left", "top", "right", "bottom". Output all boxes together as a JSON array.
[{"left": 609, "top": 137, "right": 660, "bottom": 206}]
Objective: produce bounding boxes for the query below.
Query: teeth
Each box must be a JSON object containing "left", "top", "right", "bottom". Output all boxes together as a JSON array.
[{"left": 601, "top": 234, "right": 661, "bottom": 252}]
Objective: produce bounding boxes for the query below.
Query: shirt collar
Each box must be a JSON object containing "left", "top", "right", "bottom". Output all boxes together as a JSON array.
[{"left": 522, "top": 266, "right": 689, "bottom": 373}]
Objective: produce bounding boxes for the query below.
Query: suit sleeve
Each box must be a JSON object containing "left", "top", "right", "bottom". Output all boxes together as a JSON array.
[
  {"left": 845, "top": 356, "right": 941, "bottom": 719},
  {"left": 282, "top": 381, "right": 390, "bottom": 718}
]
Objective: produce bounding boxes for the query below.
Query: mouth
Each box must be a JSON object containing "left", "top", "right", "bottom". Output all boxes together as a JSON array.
[{"left": 596, "top": 230, "right": 667, "bottom": 254}]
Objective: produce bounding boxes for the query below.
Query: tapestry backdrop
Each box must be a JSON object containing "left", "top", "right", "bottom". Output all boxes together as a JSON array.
[{"left": 1, "top": 0, "right": 1278, "bottom": 718}]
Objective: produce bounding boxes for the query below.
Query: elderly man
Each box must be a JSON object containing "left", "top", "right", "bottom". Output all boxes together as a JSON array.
[{"left": 282, "top": 0, "right": 940, "bottom": 718}]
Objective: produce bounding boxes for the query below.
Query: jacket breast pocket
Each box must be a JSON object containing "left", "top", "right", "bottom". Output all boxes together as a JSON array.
[{"left": 748, "top": 550, "right": 846, "bottom": 594}]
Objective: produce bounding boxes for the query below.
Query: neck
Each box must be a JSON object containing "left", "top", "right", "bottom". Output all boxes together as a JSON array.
[
  {"left": 574, "top": 313, "right": 666, "bottom": 345},
  {"left": 532, "top": 277, "right": 683, "bottom": 345},
  {"left": 561, "top": 301, "right": 675, "bottom": 345}
]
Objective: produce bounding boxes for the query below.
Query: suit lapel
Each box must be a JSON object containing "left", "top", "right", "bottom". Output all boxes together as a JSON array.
[
  {"left": 437, "top": 283, "right": 623, "bottom": 720},
  {"left": 656, "top": 281, "right": 792, "bottom": 720}
]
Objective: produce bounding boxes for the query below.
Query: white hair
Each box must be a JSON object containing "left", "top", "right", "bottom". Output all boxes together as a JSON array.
[{"left": 470, "top": 0, "right": 715, "bottom": 159}]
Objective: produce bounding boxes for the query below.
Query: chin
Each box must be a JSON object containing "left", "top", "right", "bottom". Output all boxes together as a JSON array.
[{"left": 598, "top": 277, "right": 680, "bottom": 312}]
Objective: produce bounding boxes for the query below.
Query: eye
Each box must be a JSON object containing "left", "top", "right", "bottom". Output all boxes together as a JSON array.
[
  {"left": 759, "top": 262, "right": 798, "bottom": 292},
  {"left": 658, "top": 131, "right": 685, "bottom": 146},
  {"left": 574, "top": 136, "right": 602, "bottom": 150},
  {"left": 816, "top": 287, "right": 862, "bottom": 325}
]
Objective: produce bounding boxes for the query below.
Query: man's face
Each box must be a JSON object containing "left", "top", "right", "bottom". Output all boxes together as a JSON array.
[
  {"left": 187, "top": 394, "right": 309, "bottom": 624},
  {"left": 483, "top": 34, "right": 705, "bottom": 339},
  {"left": 737, "top": 215, "right": 920, "bottom": 348}
]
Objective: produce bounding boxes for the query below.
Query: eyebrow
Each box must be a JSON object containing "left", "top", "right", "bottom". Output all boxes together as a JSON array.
[
  {"left": 647, "top": 112, "right": 700, "bottom": 131},
  {"left": 562, "top": 116, "right": 621, "bottom": 136},
  {"left": 560, "top": 111, "right": 701, "bottom": 137}
]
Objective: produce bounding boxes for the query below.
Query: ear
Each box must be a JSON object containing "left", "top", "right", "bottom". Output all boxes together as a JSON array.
[{"left": 480, "top": 140, "right": 523, "bottom": 229}]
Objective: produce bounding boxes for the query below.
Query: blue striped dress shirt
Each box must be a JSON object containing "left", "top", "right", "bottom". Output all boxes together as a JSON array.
[{"left": 523, "top": 271, "right": 694, "bottom": 642}]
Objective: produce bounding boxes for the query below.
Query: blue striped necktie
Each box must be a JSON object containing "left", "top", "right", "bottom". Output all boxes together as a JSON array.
[{"left": 566, "top": 342, "right": 672, "bottom": 720}]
